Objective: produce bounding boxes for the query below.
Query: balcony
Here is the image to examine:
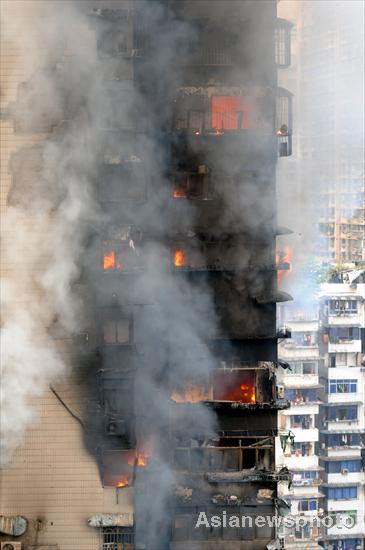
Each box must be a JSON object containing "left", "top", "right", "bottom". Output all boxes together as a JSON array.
[{"left": 276, "top": 88, "right": 293, "bottom": 157}]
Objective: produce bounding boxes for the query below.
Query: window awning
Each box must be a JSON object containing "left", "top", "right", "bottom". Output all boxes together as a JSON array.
[
  {"left": 324, "top": 401, "right": 362, "bottom": 407},
  {"left": 325, "top": 533, "right": 364, "bottom": 540},
  {"left": 88, "top": 513, "right": 134, "bottom": 528},
  {"left": 322, "top": 482, "right": 361, "bottom": 488},
  {"left": 286, "top": 492, "right": 325, "bottom": 500},
  {"left": 284, "top": 383, "right": 323, "bottom": 389},
  {"left": 290, "top": 466, "right": 324, "bottom": 472},
  {"left": 320, "top": 428, "right": 364, "bottom": 434},
  {"left": 319, "top": 455, "right": 361, "bottom": 461}
]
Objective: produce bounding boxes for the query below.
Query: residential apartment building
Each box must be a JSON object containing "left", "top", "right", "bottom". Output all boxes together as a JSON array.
[
  {"left": 276, "top": 303, "right": 324, "bottom": 549},
  {"left": 0, "top": 1, "right": 294, "bottom": 549},
  {"left": 319, "top": 269, "right": 365, "bottom": 550}
]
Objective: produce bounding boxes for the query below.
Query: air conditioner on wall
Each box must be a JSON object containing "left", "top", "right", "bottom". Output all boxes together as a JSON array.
[{"left": 1, "top": 543, "right": 22, "bottom": 550}]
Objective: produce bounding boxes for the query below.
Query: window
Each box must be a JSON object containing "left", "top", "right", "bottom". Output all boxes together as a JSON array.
[
  {"left": 329, "top": 539, "right": 361, "bottom": 550},
  {"left": 329, "top": 299, "right": 358, "bottom": 314},
  {"left": 329, "top": 510, "right": 357, "bottom": 525},
  {"left": 276, "top": 88, "right": 293, "bottom": 157},
  {"left": 336, "top": 352, "right": 347, "bottom": 366},
  {"left": 172, "top": 172, "right": 208, "bottom": 199},
  {"left": 327, "top": 486, "right": 357, "bottom": 500},
  {"left": 294, "top": 524, "right": 311, "bottom": 539},
  {"left": 329, "top": 379, "right": 357, "bottom": 394},
  {"left": 328, "top": 405, "right": 358, "bottom": 421},
  {"left": 298, "top": 499, "right": 317, "bottom": 511},
  {"left": 285, "top": 389, "right": 317, "bottom": 403},
  {"left": 289, "top": 362, "right": 317, "bottom": 375},
  {"left": 275, "top": 19, "right": 292, "bottom": 67},
  {"left": 99, "top": 29, "right": 129, "bottom": 55},
  {"left": 103, "top": 319, "right": 131, "bottom": 344},
  {"left": 329, "top": 327, "right": 360, "bottom": 342},
  {"left": 292, "top": 442, "right": 312, "bottom": 457},
  {"left": 102, "top": 526, "right": 135, "bottom": 549},
  {"left": 326, "top": 460, "right": 361, "bottom": 473},
  {"left": 296, "top": 471, "right": 317, "bottom": 480},
  {"left": 326, "top": 433, "right": 360, "bottom": 447},
  {"left": 291, "top": 415, "right": 312, "bottom": 429},
  {"left": 292, "top": 332, "right": 317, "bottom": 346}
]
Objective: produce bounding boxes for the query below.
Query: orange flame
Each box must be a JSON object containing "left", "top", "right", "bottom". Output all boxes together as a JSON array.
[
  {"left": 276, "top": 246, "right": 293, "bottom": 284},
  {"left": 127, "top": 451, "right": 150, "bottom": 468},
  {"left": 174, "top": 249, "right": 186, "bottom": 267},
  {"left": 171, "top": 385, "right": 209, "bottom": 403},
  {"left": 104, "top": 250, "right": 116, "bottom": 270},
  {"left": 173, "top": 185, "right": 187, "bottom": 198},
  {"left": 116, "top": 476, "right": 129, "bottom": 488}
]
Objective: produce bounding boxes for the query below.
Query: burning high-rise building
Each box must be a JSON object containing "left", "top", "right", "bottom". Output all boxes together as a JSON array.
[{"left": 0, "top": 1, "right": 294, "bottom": 549}]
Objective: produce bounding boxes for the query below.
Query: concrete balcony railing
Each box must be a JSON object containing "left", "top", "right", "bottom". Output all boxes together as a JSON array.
[
  {"left": 283, "top": 374, "right": 319, "bottom": 388},
  {"left": 328, "top": 340, "right": 362, "bottom": 353},
  {"left": 327, "top": 312, "right": 363, "bottom": 326},
  {"left": 290, "top": 428, "right": 319, "bottom": 443}
]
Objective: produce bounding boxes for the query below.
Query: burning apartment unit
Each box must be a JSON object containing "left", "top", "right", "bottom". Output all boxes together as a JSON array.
[{"left": 1, "top": 1, "right": 294, "bottom": 549}]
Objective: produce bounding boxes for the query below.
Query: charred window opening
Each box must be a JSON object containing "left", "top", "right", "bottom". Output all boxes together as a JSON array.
[
  {"left": 172, "top": 168, "right": 209, "bottom": 199},
  {"left": 102, "top": 527, "right": 135, "bottom": 549},
  {"left": 102, "top": 449, "right": 150, "bottom": 487},
  {"left": 103, "top": 318, "right": 132, "bottom": 345},
  {"left": 102, "top": 450, "right": 135, "bottom": 487},
  {"left": 174, "top": 439, "right": 273, "bottom": 473},
  {"left": 276, "top": 88, "right": 293, "bottom": 156},
  {"left": 275, "top": 19, "right": 292, "bottom": 68},
  {"left": 101, "top": 156, "right": 147, "bottom": 203},
  {"left": 99, "top": 29, "right": 129, "bottom": 56},
  {"left": 103, "top": 226, "right": 143, "bottom": 272}
]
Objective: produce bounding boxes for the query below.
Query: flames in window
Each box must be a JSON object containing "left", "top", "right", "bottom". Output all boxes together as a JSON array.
[
  {"left": 103, "top": 249, "right": 121, "bottom": 271},
  {"left": 103, "top": 449, "right": 151, "bottom": 488},
  {"left": 276, "top": 246, "right": 292, "bottom": 284},
  {"left": 171, "top": 371, "right": 257, "bottom": 404},
  {"left": 174, "top": 249, "right": 186, "bottom": 267},
  {"left": 211, "top": 95, "right": 253, "bottom": 131}
]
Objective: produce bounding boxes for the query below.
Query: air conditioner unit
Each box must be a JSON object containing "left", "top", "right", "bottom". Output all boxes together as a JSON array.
[
  {"left": 277, "top": 385, "right": 285, "bottom": 399},
  {"left": 1, "top": 543, "right": 22, "bottom": 550},
  {"left": 341, "top": 468, "right": 349, "bottom": 475}
]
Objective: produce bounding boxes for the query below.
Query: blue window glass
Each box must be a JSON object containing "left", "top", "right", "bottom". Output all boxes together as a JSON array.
[
  {"left": 328, "top": 380, "right": 357, "bottom": 394},
  {"left": 327, "top": 460, "right": 361, "bottom": 473},
  {"left": 328, "top": 486, "right": 357, "bottom": 499}
]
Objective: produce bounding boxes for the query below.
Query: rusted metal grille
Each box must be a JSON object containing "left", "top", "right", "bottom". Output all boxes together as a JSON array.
[{"left": 102, "top": 527, "right": 135, "bottom": 550}]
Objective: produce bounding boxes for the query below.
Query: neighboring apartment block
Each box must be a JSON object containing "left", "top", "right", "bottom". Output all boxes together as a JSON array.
[
  {"left": 277, "top": 303, "right": 324, "bottom": 549},
  {"left": 319, "top": 270, "right": 365, "bottom": 550}
]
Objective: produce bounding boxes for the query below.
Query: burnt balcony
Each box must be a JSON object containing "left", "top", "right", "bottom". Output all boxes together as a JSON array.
[
  {"left": 172, "top": 86, "right": 273, "bottom": 137},
  {"left": 170, "top": 367, "right": 278, "bottom": 408},
  {"left": 102, "top": 225, "right": 144, "bottom": 274}
]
